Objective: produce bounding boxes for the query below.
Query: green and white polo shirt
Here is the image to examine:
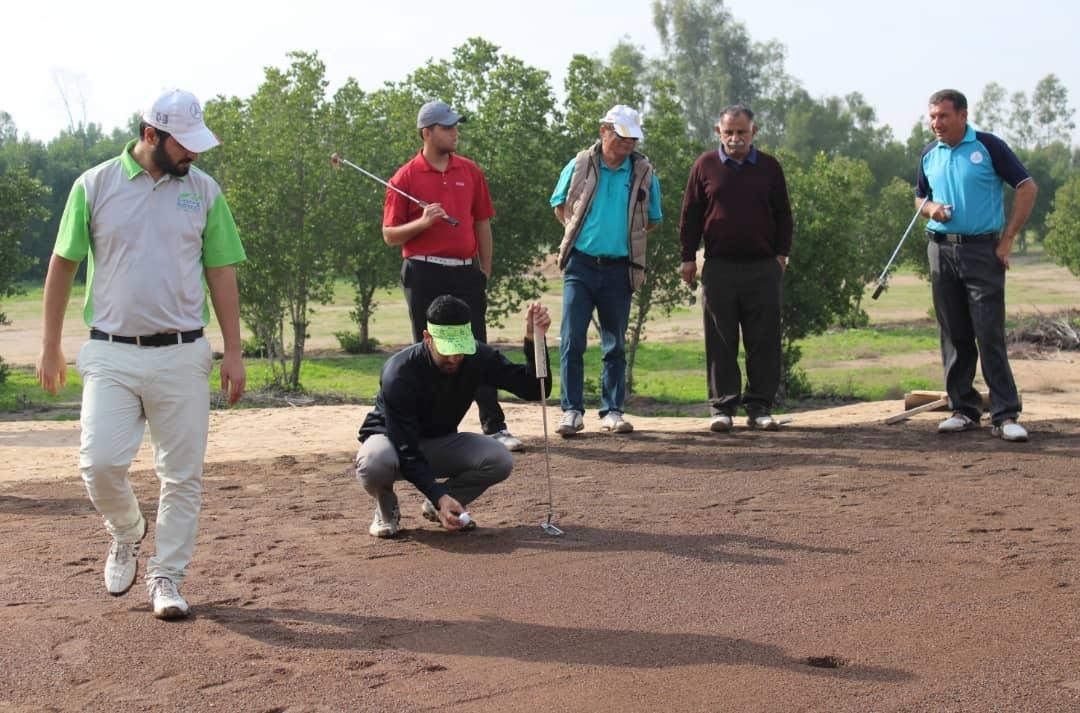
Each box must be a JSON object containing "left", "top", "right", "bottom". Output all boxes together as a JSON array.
[{"left": 54, "top": 140, "right": 245, "bottom": 335}]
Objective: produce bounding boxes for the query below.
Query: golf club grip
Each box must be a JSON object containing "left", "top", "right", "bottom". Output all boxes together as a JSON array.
[
  {"left": 533, "top": 329, "right": 548, "bottom": 379},
  {"left": 871, "top": 283, "right": 885, "bottom": 300},
  {"left": 443, "top": 216, "right": 460, "bottom": 227}
]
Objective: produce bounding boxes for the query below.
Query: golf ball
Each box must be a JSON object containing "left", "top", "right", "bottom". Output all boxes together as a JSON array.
[
  {"left": 942, "top": 205, "right": 952, "bottom": 220},
  {"left": 458, "top": 512, "right": 472, "bottom": 526}
]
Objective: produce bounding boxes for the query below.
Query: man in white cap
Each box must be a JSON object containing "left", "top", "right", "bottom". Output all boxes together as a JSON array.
[
  {"left": 355, "top": 295, "right": 551, "bottom": 538},
  {"left": 382, "top": 99, "right": 525, "bottom": 453},
  {"left": 550, "top": 104, "right": 662, "bottom": 437},
  {"left": 36, "top": 88, "right": 246, "bottom": 620}
]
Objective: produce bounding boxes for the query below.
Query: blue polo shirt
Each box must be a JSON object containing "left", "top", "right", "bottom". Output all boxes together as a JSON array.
[
  {"left": 550, "top": 155, "right": 662, "bottom": 257},
  {"left": 915, "top": 125, "right": 1031, "bottom": 235}
]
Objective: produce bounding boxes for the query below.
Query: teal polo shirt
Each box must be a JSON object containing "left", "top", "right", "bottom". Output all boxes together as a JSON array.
[
  {"left": 550, "top": 156, "right": 662, "bottom": 257},
  {"left": 916, "top": 125, "right": 1031, "bottom": 235}
]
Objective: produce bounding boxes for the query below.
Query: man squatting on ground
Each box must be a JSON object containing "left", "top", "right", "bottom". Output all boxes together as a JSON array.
[
  {"left": 916, "top": 89, "right": 1037, "bottom": 443},
  {"left": 382, "top": 99, "right": 524, "bottom": 453},
  {"left": 36, "top": 89, "right": 246, "bottom": 620},
  {"left": 354, "top": 296, "right": 552, "bottom": 538},
  {"left": 678, "top": 104, "right": 793, "bottom": 432},
  {"left": 550, "top": 104, "right": 662, "bottom": 437}
]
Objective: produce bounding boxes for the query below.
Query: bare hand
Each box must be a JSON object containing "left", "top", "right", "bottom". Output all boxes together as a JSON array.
[
  {"left": 929, "top": 202, "right": 952, "bottom": 222},
  {"left": 995, "top": 237, "right": 1014, "bottom": 270},
  {"left": 436, "top": 494, "right": 470, "bottom": 530},
  {"left": 219, "top": 351, "right": 246, "bottom": 405},
  {"left": 776, "top": 255, "right": 788, "bottom": 272},
  {"left": 36, "top": 347, "right": 67, "bottom": 395},
  {"left": 421, "top": 202, "right": 448, "bottom": 227},
  {"left": 525, "top": 302, "right": 551, "bottom": 340},
  {"left": 680, "top": 261, "right": 697, "bottom": 285}
]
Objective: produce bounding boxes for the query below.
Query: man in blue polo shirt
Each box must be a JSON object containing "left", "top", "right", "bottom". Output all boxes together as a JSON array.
[
  {"left": 550, "top": 105, "right": 662, "bottom": 437},
  {"left": 915, "top": 89, "right": 1037, "bottom": 442}
]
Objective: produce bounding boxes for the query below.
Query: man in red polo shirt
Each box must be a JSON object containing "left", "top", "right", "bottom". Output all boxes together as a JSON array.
[{"left": 382, "top": 100, "right": 522, "bottom": 452}]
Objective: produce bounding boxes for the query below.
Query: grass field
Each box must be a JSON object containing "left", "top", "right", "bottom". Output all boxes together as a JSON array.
[{"left": 3, "top": 253, "right": 1078, "bottom": 417}]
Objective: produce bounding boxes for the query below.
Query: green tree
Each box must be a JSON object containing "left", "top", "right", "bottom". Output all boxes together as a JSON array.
[
  {"left": 843, "top": 177, "right": 921, "bottom": 325},
  {"left": 974, "top": 82, "right": 1008, "bottom": 134},
  {"left": 651, "top": 0, "right": 790, "bottom": 143},
  {"left": 625, "top": 79, "right": 706, "bottom": 393},
  {"left": 0, "top": 168, "right": 48, "bottom": 326},
  {"left": 780, "top": 152, "right": 877, "bottom": 393},
  {"left": 1045, "top": 174, "right": 1080, "bottom": 275},
  {"left": 1031, "top": 74, "right": 1076, "bottom": 148},
  {"left": 326, "top": 80, "right": 417, "bottom": 349},
  {"left": 202, "top": 52, "right": 339, "bottom": 390}
]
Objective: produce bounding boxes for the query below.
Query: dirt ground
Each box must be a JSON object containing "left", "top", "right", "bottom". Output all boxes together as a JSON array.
[{"left": 2, "top": 377, "right": 1080, "bottom": 711}]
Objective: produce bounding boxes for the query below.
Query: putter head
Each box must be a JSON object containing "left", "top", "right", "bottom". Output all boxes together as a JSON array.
[{"left": 541, "top": 521, "right": 564, "bottom": 536}]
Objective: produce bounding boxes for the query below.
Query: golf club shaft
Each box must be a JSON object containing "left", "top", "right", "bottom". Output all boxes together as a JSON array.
[
  {"left": 872, "top": 196, "right": 929, "bottom": 300},
  {"left": 333, "top": 154, "right": 459, "bottom": 227},
  {"left": 533, "top": 326, "right": 556, "bottom": 520}
]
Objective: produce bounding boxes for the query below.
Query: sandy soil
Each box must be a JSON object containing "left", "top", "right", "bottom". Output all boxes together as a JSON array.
[{"left": 2, "top": 366, "right": 1080, "bottom": 711}]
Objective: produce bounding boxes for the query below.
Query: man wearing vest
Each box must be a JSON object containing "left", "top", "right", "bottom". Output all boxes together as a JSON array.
[
  {"left": 916, "top": 89, "right": 1037, "bottom": 442},
  {"left": 36, "top": 88, "right": 247, "bottom": 620},
  {"left": 383, "top": 100, "right": 523, "bottom": 453},
  {"left": 678, "top": 104, "right": 793, "bottom": 433},
  {"left": 550, "top": 105, "right": 662, "bottom": 437}
]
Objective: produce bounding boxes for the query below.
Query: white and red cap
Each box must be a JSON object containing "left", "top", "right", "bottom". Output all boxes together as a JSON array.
[
  {"left": 142, "top": 88, "right": 220, "bottom": 153},
  {"left": 601, "top": 104, "right": 644, "bottom": 139}
]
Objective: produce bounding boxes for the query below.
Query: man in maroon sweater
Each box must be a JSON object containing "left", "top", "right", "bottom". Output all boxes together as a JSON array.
[{"left": 678, "top": 104, "right": 794, "bottom": 432}]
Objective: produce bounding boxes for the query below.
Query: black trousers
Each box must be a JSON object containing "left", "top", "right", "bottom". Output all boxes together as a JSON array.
[
  {"left": 401, "top": 258, "right": 507, "bottom": 434},
  {"left": 701, "top": 257, "right": 783, "bottom": 417},
  {"left": 928, "top": 238, "right": 1020, "bottom": 425}
]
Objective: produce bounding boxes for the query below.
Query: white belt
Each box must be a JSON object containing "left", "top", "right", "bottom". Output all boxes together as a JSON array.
[{"left": 409, "top": 255, "right": 473, "bottom": 267}]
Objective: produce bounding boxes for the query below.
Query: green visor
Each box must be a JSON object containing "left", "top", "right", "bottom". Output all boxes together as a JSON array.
[{"left": 427, "top": 321, "right": 477, "bottom": 356}]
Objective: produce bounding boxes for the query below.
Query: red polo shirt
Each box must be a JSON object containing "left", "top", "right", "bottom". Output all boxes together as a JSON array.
[{"left": 382, "top": 151, "right": 495, "bottom": 260}]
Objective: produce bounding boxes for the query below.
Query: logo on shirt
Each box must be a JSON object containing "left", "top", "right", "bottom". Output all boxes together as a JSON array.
[
  {"left": 177, "top": 192, "right": 204, "bottom": 213},
  {"left": 455, "top": 181, "right": 465, "bottom": 187},
  {"left": 970, "top": 151, "right": 984, "bottom": 165}
]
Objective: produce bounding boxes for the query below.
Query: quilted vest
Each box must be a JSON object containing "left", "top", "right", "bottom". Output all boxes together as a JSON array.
[{"left": 556, "top": 142, "right": 654, "bottom": 291}]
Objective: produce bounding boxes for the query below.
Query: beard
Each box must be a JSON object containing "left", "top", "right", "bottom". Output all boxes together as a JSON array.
[{"left": 152, "top": 139, "right": 191, "bottom": 177}]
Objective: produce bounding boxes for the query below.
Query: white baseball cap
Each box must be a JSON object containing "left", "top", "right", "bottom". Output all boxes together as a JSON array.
[
  {"left": 601, "top": 104, "right": 644, "bottom": 139},
  {"left": 142, "top": 88, "right": 220, "bottom": 153}
]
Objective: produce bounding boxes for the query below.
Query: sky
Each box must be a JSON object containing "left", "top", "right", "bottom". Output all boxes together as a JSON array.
[{"left": 3, "top": 0, "right": 1077, "bottom": 146}]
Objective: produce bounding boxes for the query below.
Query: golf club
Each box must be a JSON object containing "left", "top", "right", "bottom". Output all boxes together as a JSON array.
[
  {"left": 533, "top": 311, "right": 563, "bottom": 537},
  {"left": 871, "top": 196, "right": 930, "bottom": 300},
  {"left": 330, "top": 153, "right": 459, "bottom": 227}
]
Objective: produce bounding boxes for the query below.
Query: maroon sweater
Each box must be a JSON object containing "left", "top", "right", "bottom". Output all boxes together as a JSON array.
[{"left": 678, "top": 148, "right": 793, "bottom": 262}]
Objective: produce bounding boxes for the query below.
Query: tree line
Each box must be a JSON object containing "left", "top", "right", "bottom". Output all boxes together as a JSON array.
[{"left": 3, "top": 0, "right": 1079, "bottom": 395}]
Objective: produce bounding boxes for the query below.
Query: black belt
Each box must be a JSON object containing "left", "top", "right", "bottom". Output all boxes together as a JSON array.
[
  {"left": 571, "top": 248, "right": 630, "bottom": 266},
  {"left": 927, "top": 230, "right": 997, "bottom": 244},
  {"left": 90, "top": 328, "right": 204, "bottom": 347}
]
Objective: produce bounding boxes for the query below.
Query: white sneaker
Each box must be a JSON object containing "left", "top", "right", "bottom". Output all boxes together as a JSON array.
[
  {"left": 938, "top": 412, "right": 977, "bottom": 433},
  {"left": 491, "top": 429, "right": 524, "bottom": 452},
  {"left": 992, "top": 420, "right": 1029, "bottom": 442},
  {"left": 148, "top": 577, "right": 190, "bottom": 620},
  {"left": 104, "top": 516, "right": 147, "bottom": 596},
  {"left": 747, "top": 414, "right": 780, "bottom": 431},
  {"left": 600, "top": 411, "right": 634, "bottom": 433},
  {"left": 369, "top": 507, "right": 400, "bottom": 538},
  {"left": 709, "top": 415, "right": 733, "bottom": 432},
  {"left": 557, "top": 410, "right": 584, "bottom": 437}
]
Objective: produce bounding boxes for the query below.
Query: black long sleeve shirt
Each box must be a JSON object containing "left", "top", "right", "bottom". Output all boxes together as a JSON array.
[
  {"left": 678, "top": 148, "right": 794, "bottom": 262},
  {"left": 357, "top": 339, "right": 552, "bottom": 503}
]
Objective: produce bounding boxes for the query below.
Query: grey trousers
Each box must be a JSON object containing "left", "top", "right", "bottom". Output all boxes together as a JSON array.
[
  {"left": 355, "top": 432, "right": 513, "bottom": 519},
  {"left": 928, "top": 238, "right": 1020, "bottom": 425}
]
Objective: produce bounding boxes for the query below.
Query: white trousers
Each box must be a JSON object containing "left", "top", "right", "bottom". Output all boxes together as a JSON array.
[{"left": 76, "top": 337, "right": 213, "bottom": 583}]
